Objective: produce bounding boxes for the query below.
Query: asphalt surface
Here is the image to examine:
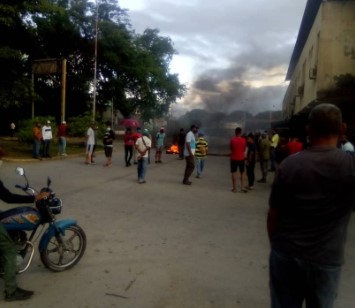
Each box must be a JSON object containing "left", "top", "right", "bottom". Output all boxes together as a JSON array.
[{"left": 0, "top": 145, "right": 354, "bottom": 308}]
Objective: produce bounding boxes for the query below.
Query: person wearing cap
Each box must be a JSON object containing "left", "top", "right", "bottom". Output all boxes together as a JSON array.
[
  {"left": 57, "top": 121, "right": 68, "bottom": 156},
  {"left": 135, "top": 129, "right": 151, "bottom": 183},
  {"left": 195, "top": 131, "right": 208, "bottom": 178},
  {"left": 182, "top": 125, "right": 199, "bottom": 185},
  {"left": 155, "top": 127, "right": 166, "bottom": 163},
  {"left": 41, "top": 120, "right": 53, "bottom": 158}
]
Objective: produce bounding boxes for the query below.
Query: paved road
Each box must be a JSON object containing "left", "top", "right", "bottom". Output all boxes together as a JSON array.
[{"left": 0, "top": 148, "right": 354, "bottom": 307}]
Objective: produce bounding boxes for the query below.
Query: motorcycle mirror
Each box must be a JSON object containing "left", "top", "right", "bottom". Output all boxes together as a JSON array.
[
  {"left": 47, "top": 177, "right": 52, "bottom": 187},
  {"left": 16, "top": 167, "right": 25, "bottom": 176}
]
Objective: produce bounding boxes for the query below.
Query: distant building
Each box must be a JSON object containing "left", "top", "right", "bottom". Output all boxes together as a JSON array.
[{"left": 282, "top": 0, "right": 355, "bottom": 136}]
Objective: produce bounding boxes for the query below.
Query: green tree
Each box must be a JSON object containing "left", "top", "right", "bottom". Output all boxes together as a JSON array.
[{"left": 0, "top": 0, "right": 186, "bottom": 132}]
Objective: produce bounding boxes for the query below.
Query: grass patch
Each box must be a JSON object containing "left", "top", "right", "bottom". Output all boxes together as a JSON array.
[{"left": 0, "top": 137, "right": 103, "bottom": 159}]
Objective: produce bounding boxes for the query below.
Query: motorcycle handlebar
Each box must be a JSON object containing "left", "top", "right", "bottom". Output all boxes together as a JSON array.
[{"left": 15, "top": 184, "right": 26, "bottom": 190}]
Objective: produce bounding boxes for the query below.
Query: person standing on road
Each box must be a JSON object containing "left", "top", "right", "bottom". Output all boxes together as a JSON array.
[
  {"left": 0, "top": 163, "right": 49, "bottom": 301},
  {"left": 57, "top": 121, "right": 68, "bottom": 156},
  {"left": 230, "top": 127, "right": 247, "bottom": 192},
  {"left": 245, "top": 133, "right": 256, "bottom": 190},
  {"left": 41, "top": 120, "right": 53, "bottom": 158},
  {"left": 124, "top": 127, "right": 134, "bottom": 166},
  {"left": 177, "top": 128, "right": 186, "bottom": 160},
  {"left": 182, "top": 125, "right": 198, "bottom": 185},
  {"left": 85, "top": 122, "right": 96, "bottom": 165},
  {"left": 268, "top": 103, "right": 355, "bottom": 308},
  {"left": 269, "top": 129, "right": 279, "bottom": 172},
  {"left": 103, "top": 121, "right": 115, "bottom": 167},
  {"left": 257, "top": 132, "right": 270, "bottom": 183},
  {"left": 132, "top": 127, "right": 142, "bottom": 165},
  {"left": 195, "top": 131, "right": 208, "bottom": 178},
  {"left": 32, "top": 122, "right": 42, "bottom": 159},
  {"left": 155, "top": 127, "right": 165, "bottom": 163},
  {"left": 135, "top": 129, "right": 151, "bottom": 183}
]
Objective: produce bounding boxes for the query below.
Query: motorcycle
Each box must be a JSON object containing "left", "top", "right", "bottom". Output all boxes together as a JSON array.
[{"left": 0, "top": 167, "right": 86, "bottom": 273}]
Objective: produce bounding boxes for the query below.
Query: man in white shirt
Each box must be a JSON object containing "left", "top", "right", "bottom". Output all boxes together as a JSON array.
[
  {"left": 85, "top": 122, "right": 96, "bottom": 165},
  {"left": 135, "top": 129, "right": 152, "bottom": 183},
  {"left": 42, "top": 120, "right": 53, "bottom": 158},
  {"left": 182, "top": 125, "right": 199, "bottom": 185}
]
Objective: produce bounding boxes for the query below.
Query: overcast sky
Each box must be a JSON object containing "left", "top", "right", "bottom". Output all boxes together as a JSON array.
[{"left": 119, "top": 0, "right": 308, "bottom": 116}]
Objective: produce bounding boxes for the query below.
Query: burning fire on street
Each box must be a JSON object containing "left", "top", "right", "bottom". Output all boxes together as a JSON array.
[{"left": 166, "top": 144, "right": 179, "bottom": 154}]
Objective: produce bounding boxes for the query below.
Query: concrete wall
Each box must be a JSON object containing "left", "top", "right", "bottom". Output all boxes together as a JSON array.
[{"left": 283, "top": 1, "right": 355, "bottom": 120}]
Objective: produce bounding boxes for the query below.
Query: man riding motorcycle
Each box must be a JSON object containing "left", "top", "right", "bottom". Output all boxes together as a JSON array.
[{"left": 0, "top": 158, "right": 48, "bottom": 301}]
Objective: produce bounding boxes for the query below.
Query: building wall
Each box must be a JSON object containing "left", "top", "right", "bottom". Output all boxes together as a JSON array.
[{"left": 283, "top": 1, "right": 355, "bottom": 120}]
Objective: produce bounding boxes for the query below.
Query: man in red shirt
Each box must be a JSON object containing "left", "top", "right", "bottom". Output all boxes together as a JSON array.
[
  {"left": 287, "top": 136, "right": 303, "bottom": 155},
  {"left": 57, "top": 121, "right": 68, "bottom": 156},
  {"left": 230, "top": 127, "right": 247, "bottom": 192}
]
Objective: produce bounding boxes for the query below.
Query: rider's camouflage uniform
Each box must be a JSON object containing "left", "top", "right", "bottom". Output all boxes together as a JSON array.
[{"left": 0, "top": 181, "right": 34, "bottom": 296}]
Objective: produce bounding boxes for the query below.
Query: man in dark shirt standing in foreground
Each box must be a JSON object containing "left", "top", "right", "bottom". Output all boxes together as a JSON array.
[{"left": 268, "top": 103, "right": 355, "bottom": 308}]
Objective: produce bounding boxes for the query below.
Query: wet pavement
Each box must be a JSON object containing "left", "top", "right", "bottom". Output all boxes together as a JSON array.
[{"left": 0, "top": 145, "right": 354, "bottom": 307}]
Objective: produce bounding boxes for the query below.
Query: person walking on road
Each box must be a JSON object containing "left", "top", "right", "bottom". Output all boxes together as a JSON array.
[
  {"left": 268, "top": 103, "right": 355, "bottom": 308},
  {"left": 182, "top": 125, "right": 198, "bottom": 185},
  {"left": 124, "top": 127, "right": 134, "bottom": 166},
  {"left": 177, "top": 128, "right": 186, "bottom": 160},
  {"left": 155, "top": 127, "right": 165, "bottom": 163},
  {"left": 135, "top": 129, "right": 151, "bottom": 183},
  {"left": 230, "top": 127, "right": 247, "bottom": 192},
  {"left": 195, "top": 131, "right": 208, "bottom": 178}
]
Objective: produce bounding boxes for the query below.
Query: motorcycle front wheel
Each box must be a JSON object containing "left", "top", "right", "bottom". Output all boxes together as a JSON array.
[{"left": 40, "top": 225, "right": 86, "bottom": 272}]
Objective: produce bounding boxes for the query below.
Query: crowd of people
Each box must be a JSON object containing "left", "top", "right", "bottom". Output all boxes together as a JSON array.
[
  {"left": 32, "top": 120, "right": 68, "bottom": 160},
  {"left": 1, "top": 103, "right": 355, "bottom": 306}
]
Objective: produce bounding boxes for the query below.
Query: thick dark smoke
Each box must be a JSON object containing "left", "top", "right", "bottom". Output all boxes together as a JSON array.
[{"left": 184, "top": 46, "right": 291, "bottom": 115}]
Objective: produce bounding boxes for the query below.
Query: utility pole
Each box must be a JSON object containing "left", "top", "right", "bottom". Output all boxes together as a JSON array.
[{"left": 92, "top": 0, "right": 99, "bottom": 121}]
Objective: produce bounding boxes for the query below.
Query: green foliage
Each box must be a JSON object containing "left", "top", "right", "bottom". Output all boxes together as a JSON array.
[
  {"left": 334, "top": 74, "right": 355, "bottom": 89},
  {"left": 0, "top": 0, "right": 186, "bottom": 131},
  {"left": 67, "top": 113, "right": 105, "bottom": 140},
  {"left": 67, "top": 114, "right": 94, "bottom": 137}
]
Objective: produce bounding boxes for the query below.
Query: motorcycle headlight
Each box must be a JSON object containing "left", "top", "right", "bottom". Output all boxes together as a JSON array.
[{"left": 48, "top": 197, "right": 63, "bottom": 214}]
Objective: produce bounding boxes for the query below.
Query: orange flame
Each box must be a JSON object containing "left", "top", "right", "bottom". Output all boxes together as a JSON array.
[{"left": 166, "top": 144, "right": 179, "bottom": 154}]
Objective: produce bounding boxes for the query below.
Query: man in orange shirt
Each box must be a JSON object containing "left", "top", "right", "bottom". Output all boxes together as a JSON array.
[
  {"left": 32, "top": 122, "right": 42, "bottom": 159},
  {"left": 230, "top": 127, "right": 247, "bottom": 192}
]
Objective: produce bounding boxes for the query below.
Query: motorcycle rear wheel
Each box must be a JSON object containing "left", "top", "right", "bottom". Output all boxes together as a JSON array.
[{"left": 40, "top": 225, "right": 86, "bottom": 272}]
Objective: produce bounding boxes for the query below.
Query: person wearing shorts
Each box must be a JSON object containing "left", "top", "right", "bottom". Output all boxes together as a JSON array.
[
  {"left": 230, "top": 127, "right": 247, "bottom": 192},
  {"left": 85, "top": 122, "right": 96, "bottom": 165}
]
